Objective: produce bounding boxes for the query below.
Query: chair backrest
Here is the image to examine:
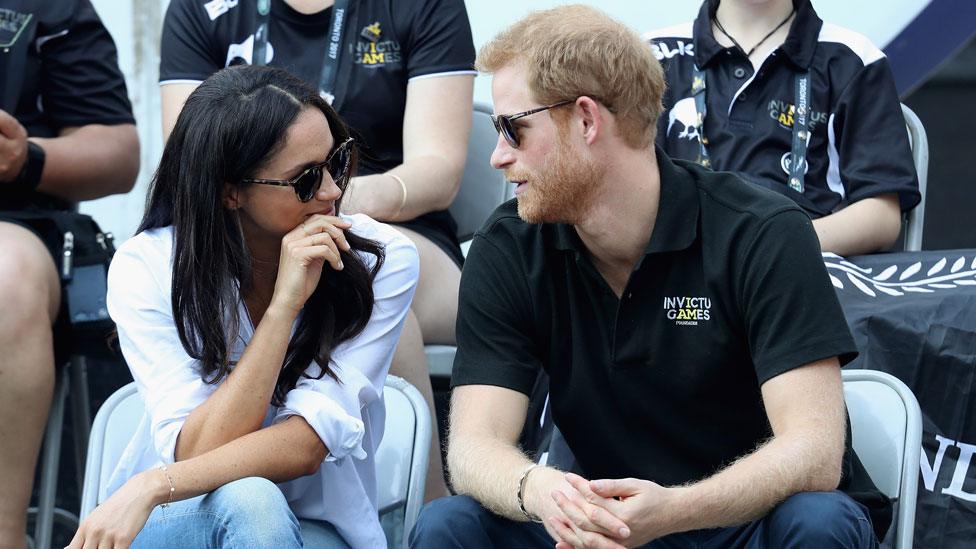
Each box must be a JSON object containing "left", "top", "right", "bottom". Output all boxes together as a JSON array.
[
  {"left": 841, "top": 369, "right": 922, "bottom": 549},
  {"left": 449, "top": 102, "right": 512, "bottom": 243},
  {"left": 901, "top": 104, "right": 928, "bottom": 252},
  {"left": 81, "top": 376, "right": 431, "bottom": 549},
  {"left": 375, "top": 375, "right": 432, "bottom": 548}
]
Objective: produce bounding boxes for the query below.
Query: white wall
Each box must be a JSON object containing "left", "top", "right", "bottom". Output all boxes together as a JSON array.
[{"left": 80, "top": 0, "right": 929, "bottom": 241}]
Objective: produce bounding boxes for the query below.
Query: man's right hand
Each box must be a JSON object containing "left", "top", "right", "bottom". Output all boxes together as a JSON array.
[
  {"left": 525, "top": 467, "right": 630, "bottom": 547},
  {"left": 0, "top": 110, "right": 28, "bottom": 183}
]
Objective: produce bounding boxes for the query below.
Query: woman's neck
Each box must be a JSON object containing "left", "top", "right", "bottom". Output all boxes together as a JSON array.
[
  {"left": 714, "top": 0, "right": 795, "bottom": 46},
  {"left": 285, "top": 0, "right": 335, "bottom": 15}
]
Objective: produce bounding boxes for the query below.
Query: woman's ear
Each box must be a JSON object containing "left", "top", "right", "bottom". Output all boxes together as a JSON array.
[{"left": 222, "top": 183, "right": 241, "bottom": 210}]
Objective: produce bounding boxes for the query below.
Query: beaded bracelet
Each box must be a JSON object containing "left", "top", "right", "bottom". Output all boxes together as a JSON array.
[{"left": 158, "top": 464, "right": 176, "bottom": 508}]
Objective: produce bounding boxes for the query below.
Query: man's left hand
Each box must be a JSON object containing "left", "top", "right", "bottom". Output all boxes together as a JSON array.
[
  {"left": 552, "top": 473, "right": 679, "bottom": 548},
  {"left": 0, "top": 110, "right": 29, "bottom": 183}
]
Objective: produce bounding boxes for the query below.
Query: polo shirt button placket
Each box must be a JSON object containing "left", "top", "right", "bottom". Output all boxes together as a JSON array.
[{"left": 733, "top": 66, "right": 747, "bottom": 79}]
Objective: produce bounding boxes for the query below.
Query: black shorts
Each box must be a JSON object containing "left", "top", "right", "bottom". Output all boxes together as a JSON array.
[{"left": 392, "top": 209, "right": 464, "bottom": 269}]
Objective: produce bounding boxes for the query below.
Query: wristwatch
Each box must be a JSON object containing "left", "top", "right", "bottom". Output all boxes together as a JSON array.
[{"left": 14, "top": 141, "right": 45, "bottom": 190}]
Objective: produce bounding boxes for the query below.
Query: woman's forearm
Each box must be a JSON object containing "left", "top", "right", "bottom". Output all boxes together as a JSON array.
[
  {"left": 175, "top": 304, "right": 297, "bottom": 460},
  {"left": 147, "top": 415, "right": 327, "bottom": 507}
]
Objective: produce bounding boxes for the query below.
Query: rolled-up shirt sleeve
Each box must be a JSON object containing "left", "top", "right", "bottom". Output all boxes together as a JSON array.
[
  {"left": 106, "top": 232, "right": 214, "bottom": 464},
  {"left": 274, "top": 219, "right": 419, "bottom": 461}
]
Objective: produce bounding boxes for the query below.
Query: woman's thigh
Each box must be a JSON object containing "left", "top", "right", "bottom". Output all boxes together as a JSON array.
[
  {"left": 394, "top": 226, "right": 461, "bottom": 345},
  {"left": 132, "top": 477, "right": 302, "bottom": 549}
]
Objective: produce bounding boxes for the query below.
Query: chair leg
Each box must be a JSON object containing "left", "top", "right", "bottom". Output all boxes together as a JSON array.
[
  {"left": 33, "top": 368, "right": 68, "bottom": 549},
  {"left": 69, "top": 356, "right": 91, "bottom": 497}
]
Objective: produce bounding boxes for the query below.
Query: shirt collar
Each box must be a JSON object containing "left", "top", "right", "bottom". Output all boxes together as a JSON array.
[
  {"left": 693, "top": 0, "right": 823, "bottom": 70},
  {"left": 553, "top": 146, "right": 700, "bottom": 256}
]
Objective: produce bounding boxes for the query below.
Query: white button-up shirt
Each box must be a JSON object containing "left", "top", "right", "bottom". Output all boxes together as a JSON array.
[{"left": 104, "top": 214, "right": 419, "bottom": 549}]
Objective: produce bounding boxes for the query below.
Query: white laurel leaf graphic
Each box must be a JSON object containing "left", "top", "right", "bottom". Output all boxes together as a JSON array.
[
  {"left": 952, "top": 257, "right": 966, "bottom": 273},
  {"left": 904, "top": 286, "right": 934, "bottom": 293},
  {"left": 899, "top": 262, "right": 922, "bottom": 281},
  {"left": 875, "top": 265, "right": 898, "bottom": 281},
  {"left": 840, "top": 260, "right": 872, "bottom": 274},
  {"left": 873, "top": 285, "right": 903, "bottom": 297},
  {"left": 930, "top": 283, "right": 957, "bottom": 289},
  {"left": 829, "top": 274, "right": 844, "bottom": 289},
  {"left": 958, "top": 280, "right": 976, "bottom": 286},
  {"left": 927, "top": 257, "right": 948, "bottom": 276},
  {"left": 847, "top": 273, "right": 876, "bottom": 297},
  {"left": 972, "top": 257, "right": 976, "bottom": 270}
]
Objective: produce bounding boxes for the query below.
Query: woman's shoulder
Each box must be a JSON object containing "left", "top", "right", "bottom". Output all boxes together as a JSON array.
[{"left": 111, "top": 227, "right": 175, "bottom": 276}]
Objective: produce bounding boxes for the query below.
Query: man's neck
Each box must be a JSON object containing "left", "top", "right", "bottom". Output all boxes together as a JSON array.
[
  {"left": 714, "top": 0, "right": 795, "bottom": 47},
  {"left": 573, "top": 148, "right": 660, "bottom": 295},
  {"left": 285, "top": 0, "right": 335, "bottom": 15}
]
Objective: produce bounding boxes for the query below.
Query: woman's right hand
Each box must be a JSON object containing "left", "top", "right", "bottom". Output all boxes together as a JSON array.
[
  {"left": 66, "top": 469, "right": 166, "bottom": 549},
  {"left": 270, "top": 214, "right": 352, "bottom": 315}
]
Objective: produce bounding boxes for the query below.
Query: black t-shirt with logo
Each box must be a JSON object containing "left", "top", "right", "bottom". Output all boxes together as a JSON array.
[
  {"left": 645, "top": 0, "right": 920, "bottom": 218},
  {"left": 452, "top": 147, "right": 859, "bottom": 494},
  {"left": 161, "top": 0, "right": 476, "bottom": 256},
  {"left": 0, "top": 0, "right": 135, "bottom": 209}
]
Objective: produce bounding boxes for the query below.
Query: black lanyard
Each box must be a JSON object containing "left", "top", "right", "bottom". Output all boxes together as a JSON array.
[
  {"left": 690, "top": 65, "right": 811, "bottom": 193},
  {"left": 253, "top": 0, "right": 352, "bottom": 105}
]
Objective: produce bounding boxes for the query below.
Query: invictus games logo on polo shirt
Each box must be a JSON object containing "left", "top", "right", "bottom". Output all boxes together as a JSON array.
[
  {"left": 663, "top": 296, "right": 711, "bottom": 326},
  {"left": 0, "top": 8, "right": 31, "bottom": 47},
  {"left": 355, "top": 22, "right": 401, "bottom": 67},
  {"left": 768, "top": 99, "right": 827, "bottom": 132}
]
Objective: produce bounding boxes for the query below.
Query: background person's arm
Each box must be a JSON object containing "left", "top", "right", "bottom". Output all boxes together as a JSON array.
[
  {"left": 341, "top": 74, "right": 474, "bottom": 221},
  {"left": 161, "top": 83, "right": 198, "bottom": 141},
  {"left": 813, "top": 193, "right": 901, "bottom": 256}
]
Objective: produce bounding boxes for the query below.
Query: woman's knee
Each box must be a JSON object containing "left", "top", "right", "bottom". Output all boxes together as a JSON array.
[{"left": 209, "top": 477, "right": 302, "bottom": 547}]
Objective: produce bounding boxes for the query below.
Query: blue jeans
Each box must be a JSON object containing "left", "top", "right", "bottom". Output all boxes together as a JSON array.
[
  {"left": 409, "top": 491, "right": 877, "bottom": 549},
  {"left": 132, "top": 477, "right": 350, "bottom": 548}
]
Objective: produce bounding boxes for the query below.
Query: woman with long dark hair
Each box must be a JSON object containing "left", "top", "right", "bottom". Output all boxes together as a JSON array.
[{"left": 68, "top": 65, "right": 419, "bottom": 548}]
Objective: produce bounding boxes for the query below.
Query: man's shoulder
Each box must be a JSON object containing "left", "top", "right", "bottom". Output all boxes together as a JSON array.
[
  {"left": 817, "top": 22, "right": 885, "bottom": 68},
  {"left": 675, "top": 157, "right": 806, "bottom": 225}
]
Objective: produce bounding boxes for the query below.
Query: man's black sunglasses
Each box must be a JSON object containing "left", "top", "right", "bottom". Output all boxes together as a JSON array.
[
  {"left": 490, "top": 100, "right": 574, "bottom": 149},
  {"left": 242, "top": 137, "right": 354, "bottom": 202}
]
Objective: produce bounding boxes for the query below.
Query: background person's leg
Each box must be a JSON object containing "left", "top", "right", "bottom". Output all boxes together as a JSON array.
[
  {"left": 0, "top": 224, "right": 60, "bottom": 549},
  {"left": 132, "top": 477, "right": 302, "bottom": 549},
  {"left": 409, "top": 495, "right": 552, "bottom": 549},
  {"left": 389, "top": 227, "right": 461, "bottom": 502}
]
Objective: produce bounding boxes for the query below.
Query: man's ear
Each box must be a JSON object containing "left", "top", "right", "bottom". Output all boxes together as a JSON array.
[
  {"left": 222, "top": 183, "right": 241, "bottom": 210},
  {"left": 576, "top": 96, "right": 604, "bottom": 146}
]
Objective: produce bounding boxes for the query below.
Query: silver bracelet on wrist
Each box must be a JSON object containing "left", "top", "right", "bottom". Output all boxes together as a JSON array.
[{"left": 517, "top": 463, "right": 544, "bottom": 523}]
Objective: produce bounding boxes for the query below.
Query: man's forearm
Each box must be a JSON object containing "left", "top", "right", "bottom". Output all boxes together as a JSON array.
[
  {"left": 666, "top": 434, "right": 843, "bottom": 534},
  {"left": 448, "top": 434, "right": 546, "bottom": 521},
  {"left": 33, "top": 123, "right": 139, "bottom": 201}
]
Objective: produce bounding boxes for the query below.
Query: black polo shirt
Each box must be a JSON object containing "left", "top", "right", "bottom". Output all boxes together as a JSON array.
[
  {"left": 452, "top": 147, "right": 858, "bottom": 489},
  {"left": 645, "top": 0, "right": 920, "bottom": 218},
  {"left": 1, "top": 0, "right": 135, "bottom": 210}
]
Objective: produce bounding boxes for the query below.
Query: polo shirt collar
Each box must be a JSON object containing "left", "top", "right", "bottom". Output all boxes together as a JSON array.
[
  {"left": 693, "top": 0, "right": 823, "bottom": 71},
  {"left": 553, "top": 146, "right": 700, "bottom": 256}
]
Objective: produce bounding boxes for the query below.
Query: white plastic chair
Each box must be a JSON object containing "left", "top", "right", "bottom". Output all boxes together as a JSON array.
[
  {"left": 842, "top": 369, "right": 922, "bottom": 549},
  {"left": 427, "top": 101, "right": 511, "bottom": 378},
  {"left": 80, "top": 375, "right": 431, "bottom": 549},
  {"left": 901, "top": 104, "right": 928, "bottom": 251}
]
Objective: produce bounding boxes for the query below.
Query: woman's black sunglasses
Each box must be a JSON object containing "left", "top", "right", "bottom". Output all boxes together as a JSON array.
[
  {"left": 490, "top": 100, "right": 574, "bottom": 149},
  {"left": 242, "top": 137, "right": 354, "bottom": 202}
]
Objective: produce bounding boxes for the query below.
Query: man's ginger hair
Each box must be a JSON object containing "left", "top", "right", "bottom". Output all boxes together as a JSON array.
[{"left": 477, "top": 4, "right": 665, "bottom": 149}]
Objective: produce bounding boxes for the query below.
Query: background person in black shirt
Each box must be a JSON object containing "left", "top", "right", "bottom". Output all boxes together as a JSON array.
[
  {"left": 411, "top": 5, "right": 876, "bottom": 549},
  {"left": 0, "top": 0, "right": 138, "bottom": 545},
  {"left": 159, "top": 0, "right": 477, "bottom": 499},
  {"left": 646, "top": 0, "right": 920, "bottom": 257}
]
